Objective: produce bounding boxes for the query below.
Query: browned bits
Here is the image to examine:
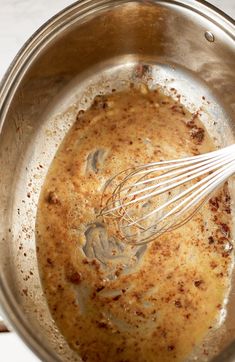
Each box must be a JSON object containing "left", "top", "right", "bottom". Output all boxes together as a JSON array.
[
  {"left": 210, "top": 261, "right": 218, "bottom": 269},
  {"left": 185, "top": 115, "right": 205, "bottom": 144},
  {"left": 91, "top": 259, "right": 100, "bottom": 271},
  {"left": 76, "top": 109, "right": 85, "bottom": 120},
  {"left": 47, "top": 191, "right": 59, "bottom": 204},
  {"left": 47, "top": 258, "right": 54, "bottom": 266},
  {"left": 65, "top": 263, "right": 82, "bottom": 285},
  {"left": 57, "top": 284, "right": 64, "bottom": 291},
  {"left": 67, "top": 271, "right": 82, "bottom": 284},
  {"left": 174, "top": 300, "right": 182, "bottom": 308},
  {"left": 209, "top": 197, "right": 219, "bottom": 212},
  {"left": 168, "top": 345, "right": 175, "bottom": 351},
  {"left": 82, "top": 258, "right": 89, "bottom": 264},
  {"left": 171, "top": 104, "right": 185, "bottom": 115},
  {"left": 218, "top": 236, "right": 227, "bottom": 245},
  {"left": 186, "top": 120, "right": 195, "bottom": 129},
  {"left": 222, "top": 184, "right": 231, "bottom": 214},
  {"left": 220, "top": 223, "right": 230, "bottom": 237},
  {"left": 189, "top": 126, "right": 205, "bottom": 145},
  {"left": 96, "top": 321, "right": 108, "bottom": 329},
  {"left": 194, "top": 280, "right": 205, "bottom": 289},
  {"left": 224, "top": 199, "right": 231, "bottom": 214},
  {"left": 22, "top": 288, "right": 28, "bottom": 296},
  {"left": 91, "top": 95, "right": 108, "bottom": 110},
  {"left": 135, "top": 310, "right": 145, "bottom": 317},
  {"left": 178, "top": 281, "right": 185, "bottom": 293},
  {"left": 208, "top": 236, "right": 214, "bottom": 244}
]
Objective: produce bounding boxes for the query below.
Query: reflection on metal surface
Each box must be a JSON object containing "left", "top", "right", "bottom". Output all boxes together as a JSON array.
[{"left": 205, "top": 31, "right": 215, "bottom": 42}]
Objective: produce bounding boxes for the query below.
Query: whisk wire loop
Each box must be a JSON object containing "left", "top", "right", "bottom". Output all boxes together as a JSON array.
[{"left": 100, "top": 144, "right": 235, "bottom": 245}]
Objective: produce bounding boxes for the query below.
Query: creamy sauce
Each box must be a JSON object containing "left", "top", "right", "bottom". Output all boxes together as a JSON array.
[{"left": 36, "top": 87, "right": 233, "bottom": 362}]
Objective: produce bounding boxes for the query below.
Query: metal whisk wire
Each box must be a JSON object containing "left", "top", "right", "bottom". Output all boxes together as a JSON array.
[{"left": 100, "top": 144, "right": 235, "bottom": 245}]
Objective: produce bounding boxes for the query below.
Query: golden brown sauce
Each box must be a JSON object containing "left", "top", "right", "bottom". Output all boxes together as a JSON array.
[{"left": 36, "top": 87, "right": 233, "bottom": 362}]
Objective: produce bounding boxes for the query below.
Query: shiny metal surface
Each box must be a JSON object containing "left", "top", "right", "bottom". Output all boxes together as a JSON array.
[
  {"left": 0, "top": 0, "right": 234, "bottom": 361},
  {"left": 0, "top": 316, "right": 9, "bottom": 332}
]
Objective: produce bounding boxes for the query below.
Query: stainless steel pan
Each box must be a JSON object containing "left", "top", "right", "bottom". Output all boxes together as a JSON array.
[{"left": 0, "top": 1, "right": 234, "bottom": 361}]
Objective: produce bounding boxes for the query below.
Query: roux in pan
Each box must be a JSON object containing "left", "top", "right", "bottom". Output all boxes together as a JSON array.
[{"left": 36, "top": 87, "right": 233, "bottom": 362}]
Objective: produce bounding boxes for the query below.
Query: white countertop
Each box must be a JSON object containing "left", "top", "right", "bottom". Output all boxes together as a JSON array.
[{"left": 0, "top": 0, "right": 234, "bottom": 361}]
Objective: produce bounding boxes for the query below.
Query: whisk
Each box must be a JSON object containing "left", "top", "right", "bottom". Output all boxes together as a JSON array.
[{"left": 100, "top": 144, "right": 235, "bottom": 245}]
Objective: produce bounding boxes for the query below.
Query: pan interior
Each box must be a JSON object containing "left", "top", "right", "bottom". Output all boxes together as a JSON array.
[{"left": 13, "top": 58, "right": 235, "bottom": 361}]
